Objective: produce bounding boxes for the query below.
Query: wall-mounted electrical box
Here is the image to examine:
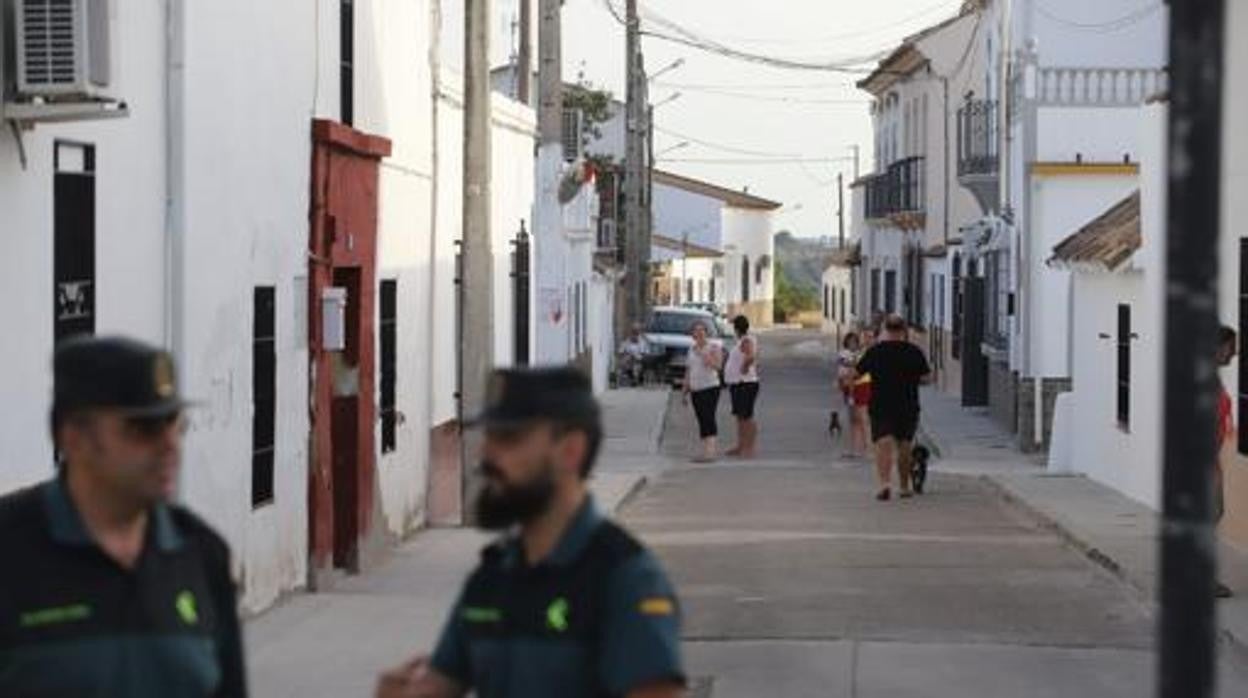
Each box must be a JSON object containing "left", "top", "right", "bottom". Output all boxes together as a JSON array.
[{"left": 322, "top": 287, "right": 348, "bottom": 352}]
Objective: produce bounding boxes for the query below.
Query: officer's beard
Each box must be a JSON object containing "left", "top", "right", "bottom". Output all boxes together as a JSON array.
[{"left": 474, "top": 459, "right": 557, "bottom": 531}]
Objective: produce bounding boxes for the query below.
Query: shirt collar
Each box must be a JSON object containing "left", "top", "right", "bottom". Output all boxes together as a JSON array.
[
  {"left": 501, "top": 495, "right": 604, "bottom": 570},
  {"left": 43, "top": 477, "right": 185, "bottom": 553}
]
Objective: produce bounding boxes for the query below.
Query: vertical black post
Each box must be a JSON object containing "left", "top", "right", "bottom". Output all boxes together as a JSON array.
[
  {"left": 1160, "top": 2, "right": 1225, "bottom": 697},
  {"left": 837, "top": 172, "right": 845, "bottom": 249}
]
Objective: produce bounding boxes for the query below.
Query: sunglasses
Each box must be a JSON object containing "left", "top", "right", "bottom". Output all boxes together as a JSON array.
[{"left": 123, "top": 413, "right": 188, "bottom": 440}]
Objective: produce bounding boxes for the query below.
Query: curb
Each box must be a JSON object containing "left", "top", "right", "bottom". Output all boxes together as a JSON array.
[
  {"left": 978, "top": 475, "right": 1130, "bottom": 585},
  {"left": 980, "top": 474, "right": 1248, "bottom": 661},
  {"left": 613, "top": 475, "right": 650, "bottom": 513}
]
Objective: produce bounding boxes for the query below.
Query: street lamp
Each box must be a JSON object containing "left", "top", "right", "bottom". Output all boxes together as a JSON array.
[
  {"left": 656, "top": 141, "right": 690, "bottom": 158},
  {"left": 651, "top": 92, "right": 683, "bottom": 110},
  {"left": 649, "top": 58, "right": 686, "bottom": 83}
]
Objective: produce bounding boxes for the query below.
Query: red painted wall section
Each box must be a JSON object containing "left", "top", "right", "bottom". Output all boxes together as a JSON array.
[{"left": 308, "top": 119, "right": 392, "bottom": 573}]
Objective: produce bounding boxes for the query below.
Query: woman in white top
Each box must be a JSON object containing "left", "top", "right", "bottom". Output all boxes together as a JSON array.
[
  {"left": 724, "top": 315, "right": 760, "bottom": 459},
  {"left": 682, "top": 320, "right": 724, "bottom": 462}
]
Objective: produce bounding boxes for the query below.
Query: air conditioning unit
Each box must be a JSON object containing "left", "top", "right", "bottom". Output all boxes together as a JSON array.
[{"left": 15, "top": 0, "right": 112, "bottom": 99}]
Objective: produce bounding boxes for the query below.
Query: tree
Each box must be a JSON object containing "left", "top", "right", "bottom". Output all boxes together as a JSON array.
[{"left": 773, "top": 258, "right": 820, "bottom": 322}]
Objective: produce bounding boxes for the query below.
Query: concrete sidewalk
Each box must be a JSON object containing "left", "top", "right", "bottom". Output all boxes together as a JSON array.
[
  {"left": 246, "top": 387, "right": 672, "bottom": 698},
  {"left": 919, "top": 386, "right": 1248, "bottom": 663}
]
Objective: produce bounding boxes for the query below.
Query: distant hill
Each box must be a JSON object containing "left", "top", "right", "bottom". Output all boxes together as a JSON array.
[{"left": 774, "top": 231, "right": 838, "bottom": 295}]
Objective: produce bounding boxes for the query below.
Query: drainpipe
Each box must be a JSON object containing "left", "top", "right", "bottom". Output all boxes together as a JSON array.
[
  {"left": 163, "top": 0, "right": 186, "bottom": 380},
  {"left": 425, "top": 0, "right": 442, "bottom": 499}
]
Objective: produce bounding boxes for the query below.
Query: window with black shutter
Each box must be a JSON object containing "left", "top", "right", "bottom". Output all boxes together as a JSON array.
[
  {"left": 1117, "top": 304, "right": 1131, "bottom": 430},
  {"left": 252, "top": 287, "right": 277, "bottom": 507},
  {"left": 54, "top": 142, "right": 96, "bottom": 343},
  {"left": 885, "top": 270, "right": 897, "bottom": 314},
  {"left": 380, "top": 280, "right": 397, "bottom": 453},
  {"left": 952, "top": 255, "right": 962, "bottom": 359},
  {"left": 1239, "top": 240, "right": 1248, "bottom": 454},
  {"left": 823, "top": 285, "right": 829, "bottom": 319},
  {"left": 341, "top": 0, "right": 355, "bottom": 126},
  {"left": 871, "top": 269, "right": 881, "bottom": 313},
  {"left": 840, "top": 288, "right": 846, "bottom": 324}
]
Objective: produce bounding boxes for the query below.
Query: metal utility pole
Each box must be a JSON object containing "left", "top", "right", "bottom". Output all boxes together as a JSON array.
[
  {"left": 517, "top": 0, "right": 532, "bottom": 105},
  {"left": 837, "top": 172, "right": 845, "bottom": 248},
  {"left": 1160, "top": 1, "right": 1226, "bottom": 696},
  {"left": 460, "top": 0, "right": 493, "bottom": 520},
  {"left": 533, "top": 0, "right": 563, "bottom": 364},
  {"left": 623, "top": 0, "right": 645, "bottom": 328}
]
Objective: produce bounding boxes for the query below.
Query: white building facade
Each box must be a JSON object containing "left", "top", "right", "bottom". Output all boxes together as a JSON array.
[{"left": 1, "top": 0, "right": 536, "bottom": 612}]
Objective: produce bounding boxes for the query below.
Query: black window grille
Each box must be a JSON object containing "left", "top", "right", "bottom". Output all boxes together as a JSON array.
[
  {"left": 252, "top": 287, "right": 277, "bottom": 507},
  {"left": 1239, "top": 240, "right": 1248, "bottom": 453},
  {"left": 380, "top": 279, "right": 397, "bottom": 453},
  {"left": 839, "top": 288, "right": 846, "bottom": 324},
  {"left": 341, "top": 0, "right": 354, "bottom": 126},
  {"left": 741, "top": 256, "right": 751, "bottom": 303},
  {"left": 54, "top": 141, "right": 96, "bottom": 344},
  {"left": 952, "top": 255, "right": 963, "bottom": 359},
  {"left": 511, "top": 226, "right": 531, "bottom": 364},
  {"left": 885, "top": 270, "right": 897, "bottom": 314},
  {"left": 871, "top": 269, "right": 881, "bottom": 313},
  {"left": 1117, "top": 304, "right": 1131, "bottom": 429}
]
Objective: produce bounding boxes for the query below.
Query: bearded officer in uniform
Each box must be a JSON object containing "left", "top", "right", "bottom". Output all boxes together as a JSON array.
[{"left": 376, "top": 367, "right": 685, "bottom": 698}]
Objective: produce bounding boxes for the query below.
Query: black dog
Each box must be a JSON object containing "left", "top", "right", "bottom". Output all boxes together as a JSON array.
[
  {"left": 828, "top": 411, "right": 843, "bottom": 439},
  {"left": 910, "top": 444, "right": 931, "bottom": 494}
]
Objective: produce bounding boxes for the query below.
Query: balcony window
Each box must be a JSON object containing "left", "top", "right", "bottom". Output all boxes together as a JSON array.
[{"left": 957, "top": 99, "right": 998, "bottom": 177}]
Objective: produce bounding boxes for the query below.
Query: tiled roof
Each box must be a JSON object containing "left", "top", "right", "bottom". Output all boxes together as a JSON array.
[
  {"left": 652, "top": 170, "right": 782, "bottom": 210},
  {"left": 1048, "top": 191, "right": 1141, "bottom": 271}
]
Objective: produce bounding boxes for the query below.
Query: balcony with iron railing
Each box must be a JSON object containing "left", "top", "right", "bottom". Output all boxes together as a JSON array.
[
  {"left": 864, "top": 156, "right": 925, "bottom": 224},
  {"left": 956, "top": 99, "right": 999, "bottom": 214}
]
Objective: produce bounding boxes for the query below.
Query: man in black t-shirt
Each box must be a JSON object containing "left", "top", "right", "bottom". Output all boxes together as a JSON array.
[{"left": 855, "top": 315, "right": 932, "bottom": 501}]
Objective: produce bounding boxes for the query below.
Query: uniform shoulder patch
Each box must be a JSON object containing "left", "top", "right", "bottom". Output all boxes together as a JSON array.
[{"left": 638, "top": 596, "right": 675, "bottom": 617}]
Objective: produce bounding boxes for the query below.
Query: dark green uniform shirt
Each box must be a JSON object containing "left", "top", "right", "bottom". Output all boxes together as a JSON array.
[
  {"left": 431, "top": 497, "right": 684, "bottom": 697},
  {"left": 0, "top": 478, "right": 247, "bottom": 697}
]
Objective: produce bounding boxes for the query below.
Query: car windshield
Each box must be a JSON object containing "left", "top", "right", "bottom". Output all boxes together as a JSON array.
[{"left": 648, "top": 311, "right": 712, "bottom": 336}]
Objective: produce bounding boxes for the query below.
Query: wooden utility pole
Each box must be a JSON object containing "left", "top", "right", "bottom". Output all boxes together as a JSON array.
[
  {"left": 533, "top": 0, "right": 563, "bottom": 363},
  {"left": 460, "top": 0, "right": 493, "bottom": 520},
  {"left": 1160, "top": 1, "right": 1225, "bottom": 696},
  {"left": 623, "top": 0, "right": 644, "bottom": 328},
  {"left": 517, "top": 0, "right": 532, "bottom": 105}
]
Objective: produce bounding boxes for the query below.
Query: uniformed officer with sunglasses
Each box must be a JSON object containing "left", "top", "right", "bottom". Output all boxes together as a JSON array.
[{"left": 0, "top": 336, "right": 246, "bottom": 697}]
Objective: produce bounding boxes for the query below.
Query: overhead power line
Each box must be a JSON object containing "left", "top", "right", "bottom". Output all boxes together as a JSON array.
[
  {"left": 1035, "top": 2, "right": 1163, "bottom": 33},
  {"left": 658, "top": 157, "right": 856, "bottom": 165},
  {"left": 683, "top": 0, "right": 965, "bottom": 46},
  {"left": 598, "top": 0, "right": 892, "bottom": 73},
  {"left": 653, "top": 125, "right": 803, "bottom": 158},
  {"left": 652, "top": 85, "right": 870, "bottom": 105}
]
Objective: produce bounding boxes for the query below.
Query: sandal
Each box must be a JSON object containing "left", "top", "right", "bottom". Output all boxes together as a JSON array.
[{"left": 875, "top": 488, "right": 891, "bottom": 501}]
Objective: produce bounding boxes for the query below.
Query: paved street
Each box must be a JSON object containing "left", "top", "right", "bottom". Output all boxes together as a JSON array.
[
  {"left": 642, "top": 330, "right": 1248, "bottom": 696},
  {"left": 249, "top": 330, "right": 1248, "bottom": 696}
]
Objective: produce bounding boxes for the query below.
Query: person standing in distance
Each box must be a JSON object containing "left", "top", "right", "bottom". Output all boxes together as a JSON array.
[
  {"left": 0, "top": 336, "right": 247, "bottom": 697},
  {"left": 724, "top": 315, "right": 761, "bottom": 459},
  {"left": 853, "top": 315, "right": 932, "bottom": 500},
  {"left": 1215, "top": 325, "right": 1238, "bottom": 598},
  {"left": 376, "top": 367, "right": 685, "bottom": 698},
  {"left": 682, "top": 321, "right": 724, "bottom": 463}
]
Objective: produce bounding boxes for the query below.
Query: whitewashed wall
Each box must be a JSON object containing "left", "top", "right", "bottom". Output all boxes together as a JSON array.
[
  {"left": 1027, "top": 173, "right": 1137, "bottom": 377},
  {"left": 1060, "top": 103, "right": 1166, "bottom": 510},
  {"left": 0, "top": 0, "right": 167, "bottom": 490},
  {"left": 0, "top": 0, "right": 325, "bottom": 612},
  {"left": 722, "top": 208, "right": 775, "bottom": 306},
  {"left": 357, "top": 0, "right": 437, "bottom": 539},
  {"left": 432, "top": 72, "right": 537, "bottom": 425}
]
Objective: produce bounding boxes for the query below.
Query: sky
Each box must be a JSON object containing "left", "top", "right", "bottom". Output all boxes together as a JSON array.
[{"left": 448, "top": 0, "right": 969, "bottom": 239}]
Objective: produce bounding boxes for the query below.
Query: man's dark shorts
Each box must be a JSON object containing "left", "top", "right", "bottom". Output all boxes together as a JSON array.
[
  {"left": 870, "top": 411, "right": 918, "bottom": 443},
  {"left": 729, "top": 382, "right": 760, "bottom": 420}
]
